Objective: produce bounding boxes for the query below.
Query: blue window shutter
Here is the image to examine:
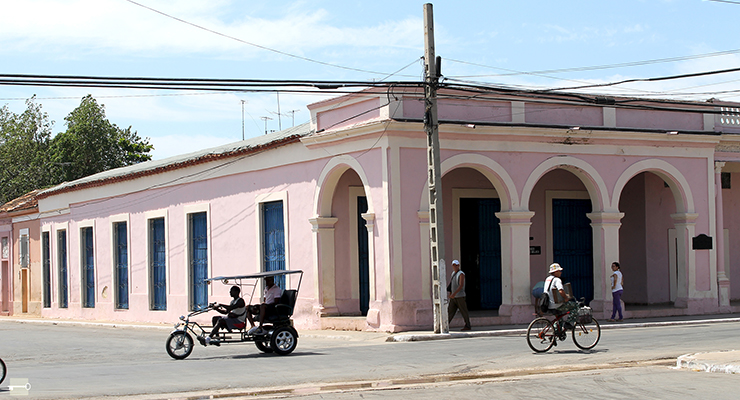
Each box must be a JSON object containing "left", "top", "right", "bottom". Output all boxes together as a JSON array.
[
  {"left": 115, "top": 222, "right": 129, "bottom": 309},
  {"left": 82, "top": 227, "right": 95, "bottom": 308},
  {"left": 262, "top": 201, "right": 286, "bottom": 289},
  {"left": 190, "top": 212, "right": 208, "bottom": 310},
  {"left": 42, "top": 232, "right": 51, "bottom": 308},
  {"left": 150, "top": 218, "right": 167, "bottom": 310},
  {"left": 58, "top": 231, "right": 68, "bottom": 308}
]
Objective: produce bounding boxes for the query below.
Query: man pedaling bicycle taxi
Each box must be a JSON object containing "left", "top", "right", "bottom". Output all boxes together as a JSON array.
[
  {"left": 544, "top": 263, "right": 579, "bottom": 329},
  {"left": 203, "top": 285, "right": 247, "bottom": 346}
]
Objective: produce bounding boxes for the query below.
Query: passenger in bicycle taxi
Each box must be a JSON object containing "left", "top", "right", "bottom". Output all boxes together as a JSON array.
[
  {"left": 246, "top": 276, "right": 283, "bottom": 336},
  {"left": 204, "top": 285, "right": 247, "bottom": 346},
  {"left": 544, "top": 263, "right": 579, "bottom": 329}
]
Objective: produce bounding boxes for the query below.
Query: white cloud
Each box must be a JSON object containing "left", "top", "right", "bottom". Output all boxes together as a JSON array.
[{"left": 0, "top": 0, "right": 420, "bottom": 59}]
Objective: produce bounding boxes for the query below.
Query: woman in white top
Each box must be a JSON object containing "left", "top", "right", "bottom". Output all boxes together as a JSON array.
[{"left": 608, "top": 262, "right": 624, "bottom": 322}]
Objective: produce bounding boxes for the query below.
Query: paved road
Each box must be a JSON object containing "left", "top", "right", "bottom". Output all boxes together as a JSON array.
[
  {"left": 1, "top": 320, "right": 739, "bottom": 399},
  {"left": 289, "top": 365, "right": 739, "bottom": 400}
]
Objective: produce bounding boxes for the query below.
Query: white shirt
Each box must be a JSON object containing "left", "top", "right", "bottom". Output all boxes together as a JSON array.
[
  {"left": 545, "top": 275, "right": 564, "bottom": 309},
  {"left": 264, "top": 285, "right": 282, "bottom": 304},
  {"left": 611, "top": 270, "right": 623, "bottom": 292}
]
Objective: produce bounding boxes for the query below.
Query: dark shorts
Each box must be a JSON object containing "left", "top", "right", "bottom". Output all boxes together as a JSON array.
[
  {"left": 249, "top": 303, "right": 277, "bottom": 317},
  {"left": 224, "top": 317, "right": 246, "bottom": 330}
]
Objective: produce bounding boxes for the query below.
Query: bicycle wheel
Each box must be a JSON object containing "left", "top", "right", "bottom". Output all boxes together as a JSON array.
[
  {"left": 166, "top": 331, "right": 194, "bottom": 360},
  {"left": 526, "top": 317, "right": 556, "bottom": 353},
  {"left": 0, "top": 357, "right": 6, "bottom": 385},
  {"left": 572, "top": 317, "right": 601, "bottom": 350}
]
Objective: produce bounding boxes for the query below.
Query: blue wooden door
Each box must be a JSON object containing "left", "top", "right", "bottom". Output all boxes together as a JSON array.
[
  {"left": 262, "top": 201, "right": 286, "bottom": 289},
  {"left": 150, "top": 218, "right": 167, "bottom": 310},
  {"left": 357, "top": 196, "right": 370, "bottom": 316},
  {"left": 115, "top": 222, "right": 129, "bottom": 309},
  {"left": 58, "top": 231, "right": 68, "bottom": 308},
  {"left": 479, "top": 199, "right": 502, "bottom": 309},
  {"left": 460, "top": 198, "right": 502, "bottom": 310},
  {"left": 190, "top": 213, "right": 208, "bottom": 310},
  {"left": 552, "top": 198, "right": 593, "bottom": 303}
]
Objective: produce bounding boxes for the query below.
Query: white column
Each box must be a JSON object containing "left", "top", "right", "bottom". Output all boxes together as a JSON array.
[
  {"left": 715, "top": 162, "right": 731, "bottom": 310},
  {"left": 309, "top": 217, "right": 338, "bottom": 315},
  {"left": 361, "top": 213, "right": 376, "bottom": 302},
  {"left": 587, "top": 212, "right": 624, "bottom": 315},
  {"left": 671, "top": 213, "right": 699, "bottom": 308},
  {"left": 496, "top": 211, "right": 535, "bottom": 324}
]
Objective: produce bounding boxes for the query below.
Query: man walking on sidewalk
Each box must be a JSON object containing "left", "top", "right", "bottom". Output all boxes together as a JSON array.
[{"left": 448, "top": 259, "right": 471, "bottom": 331}]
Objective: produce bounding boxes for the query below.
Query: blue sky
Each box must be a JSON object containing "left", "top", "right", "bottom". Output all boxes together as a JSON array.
[{"left": 3, "top": 0, "right": 740, "bottom": 159}]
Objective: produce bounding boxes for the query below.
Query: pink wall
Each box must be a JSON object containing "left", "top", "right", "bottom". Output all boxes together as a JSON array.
[
  {"left": 525, "top": 103, "right": 603, "bottom": 127},
  {"left": 317, "top": 98, "right": 380, "bottom": 132},
  {"left": 644, "top": 172, "right": 678, "bottom": 303},
  {"left": 41, "top": 155, "right": 328, "bottom": 324},
  {"left": 617, "top": 108, "right": 704, "bottom": 131},
  {"left": 722, "top": 172, "right": 740, "bottom": 300},
  {"left": 619, "top": 174, "right": 648, "bottom": 303}
]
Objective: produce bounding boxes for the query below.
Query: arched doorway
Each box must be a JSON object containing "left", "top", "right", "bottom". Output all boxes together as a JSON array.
[
  {"left": 529, "top": 169, "right": 595, "bottom": 303},
  {"left": 445, "top": 167, "right": 502, "bottom": 311},
  {"left": 618, "top": 171, "right": 678, "bottom": 306}
]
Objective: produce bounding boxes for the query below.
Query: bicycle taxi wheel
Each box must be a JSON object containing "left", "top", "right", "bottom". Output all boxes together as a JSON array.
[
  {"left": 572, "top": 317, "right": 601, "bottom": 350},
  {"left": 0, "top": 357, "right": 6, "bottom": 385},
  {"left": 526, "top": 317, "right": 556, "bottom": 353}
]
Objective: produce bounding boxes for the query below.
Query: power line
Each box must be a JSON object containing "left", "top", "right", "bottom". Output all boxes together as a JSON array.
[
  {"left": 446, "top": 48, "right": 740, "bottom": 79},
  {"left": 539, "top": 66, "right": 740, "bottom": 92},
  {"left": 123, "top": 0, "right": 402, "bottom": 77},
  {"left": 707, "top": 0, "right": 740, "bottom": 4}
]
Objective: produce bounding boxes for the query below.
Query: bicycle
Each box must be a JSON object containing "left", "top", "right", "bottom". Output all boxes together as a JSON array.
[
  {"left": 526, "top": 299, "right": 601, "bottom": 353},
  {"left": 0, "top": 357, "right": 6, "bottom": 385}
]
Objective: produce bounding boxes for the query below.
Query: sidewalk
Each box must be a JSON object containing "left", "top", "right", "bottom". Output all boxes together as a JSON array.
[
  {"left": 389, "top": 312, "right": 740, "bottom": 341},
  {"left": 3, "top": 313, "right": 740, "bottom": 374},
  {"left": 389, "top": 313, "right": 740, "bottom": 375}
]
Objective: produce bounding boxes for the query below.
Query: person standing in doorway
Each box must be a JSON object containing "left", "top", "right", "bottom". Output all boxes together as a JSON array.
[
  {"left": 608, "top": 262, "right": 624, "bottom": 322},
  {"left": 447, "top": 259, "right": 471, "bottom": 331}
]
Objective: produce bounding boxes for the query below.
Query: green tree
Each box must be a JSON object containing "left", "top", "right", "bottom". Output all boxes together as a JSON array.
[
  {"left": 49, "top": 95, "right": 153, "bottom": 183},
  {"left": 0, "top": 97, "right": 54, "bottom": 204}
]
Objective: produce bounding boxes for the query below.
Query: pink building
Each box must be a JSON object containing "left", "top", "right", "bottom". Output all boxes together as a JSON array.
[{"left": 17, "top": 88, "right": 740, "bottom": 331}]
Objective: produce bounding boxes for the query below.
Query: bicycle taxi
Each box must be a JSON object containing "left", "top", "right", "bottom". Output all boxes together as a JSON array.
[
  {"left": 526, "top": 282, "right": 601, "bottom": 353},
  {"left": 166, "top": 269, "right": 302, "bottom": 360}
]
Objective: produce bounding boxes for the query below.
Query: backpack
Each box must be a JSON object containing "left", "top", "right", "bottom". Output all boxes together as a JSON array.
[
  {"left": 538, "top": 291, "right": 550, "bottom": 314},
  {"left": 538, "top": 277, "right": 557, "bottom": 314},
  {"left": 532, "top": 281, "right": 550, "bottom": 315}
]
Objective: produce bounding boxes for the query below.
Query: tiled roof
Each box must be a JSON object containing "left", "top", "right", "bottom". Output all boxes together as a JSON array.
[
  {"left": 0, "top": 189, "right": 42, "bottom": 214},
  {"left": 37, "top": 122, "right": 312, "bottom": 199}
]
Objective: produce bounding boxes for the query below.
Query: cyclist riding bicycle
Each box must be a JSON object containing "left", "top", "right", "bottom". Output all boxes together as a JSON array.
[{"left": 544, "top": 263, "right": 579, "bottom": 329}]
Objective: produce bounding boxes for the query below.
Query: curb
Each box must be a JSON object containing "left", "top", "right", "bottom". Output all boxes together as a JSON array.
[{"left": 676, "top": 351, "right": 740, "bottom": 374}]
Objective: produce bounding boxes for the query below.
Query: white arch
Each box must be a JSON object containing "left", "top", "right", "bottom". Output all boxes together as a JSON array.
[
  {"left": 418, "top": 153, "right": 519, "bottom": 212},
  {"left": 611, "top": 159, "right": 694, "bottom": 213},
  {"left": 314, "top": 155, "right": 375, "bottom": 217},
  {"left": 521, "top": 156, "right": 610, "bottom": 212}
]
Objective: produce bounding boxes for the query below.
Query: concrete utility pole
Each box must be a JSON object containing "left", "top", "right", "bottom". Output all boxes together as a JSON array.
[{"left": 423, "top": 3, "right": 449, "bottom": 334}]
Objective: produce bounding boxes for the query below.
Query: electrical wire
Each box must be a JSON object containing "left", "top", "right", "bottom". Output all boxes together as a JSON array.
[
  {"left": 123, "top": 0, "right": 406, "bottom": 78},
  {"left": 540, "top": 66, "right": 740, "bottom": 92},
  {"left": 446, "top": 48, "right": 740, "bottom": 78}
]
